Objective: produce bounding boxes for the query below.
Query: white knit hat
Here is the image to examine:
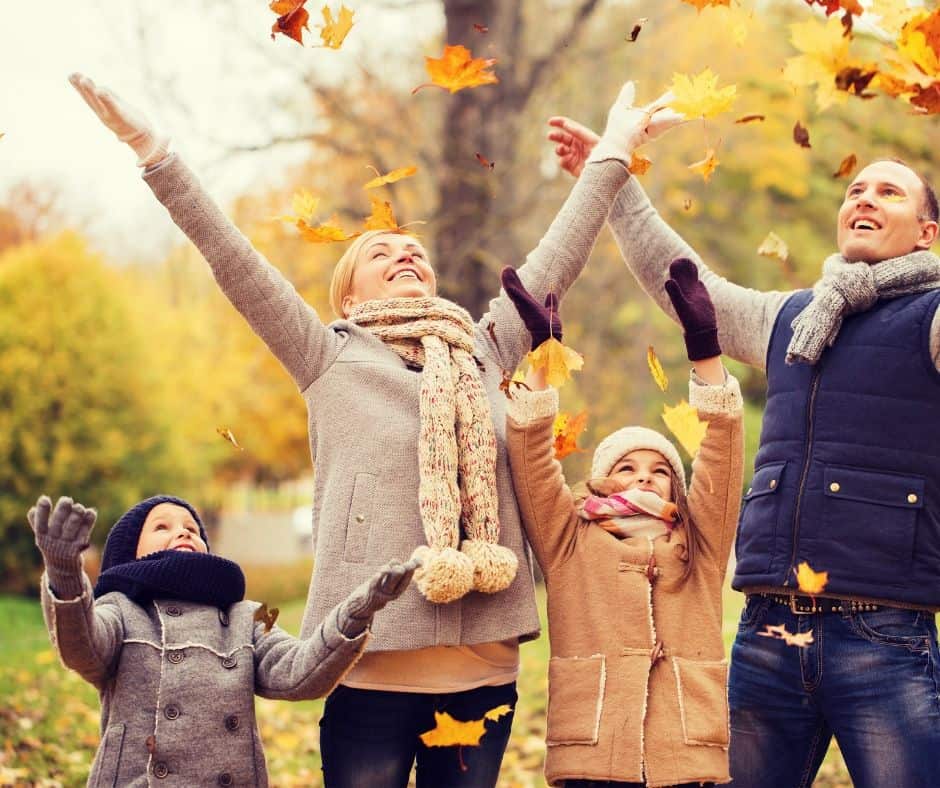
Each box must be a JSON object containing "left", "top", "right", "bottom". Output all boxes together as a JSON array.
[{"left": 591, "top": 426, "right": 686, "bottom": 491}]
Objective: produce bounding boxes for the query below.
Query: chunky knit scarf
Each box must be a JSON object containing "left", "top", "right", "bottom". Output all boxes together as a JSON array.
[
  {"left": 94, "top": 550, "right": 246, "bottom": 609},
  {"left": 579, "top": 488, "right": 679, "bottom": 540},
  {"left": 347, "top": 297, "right": 517, "bottom": 604},
  {"left": 787, "top": 250, "right": 940, "bottom": 365}
]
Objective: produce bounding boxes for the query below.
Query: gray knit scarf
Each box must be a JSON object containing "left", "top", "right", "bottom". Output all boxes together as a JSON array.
[{"left": 787, "top": 250, "right": 940, "bottom": 365}]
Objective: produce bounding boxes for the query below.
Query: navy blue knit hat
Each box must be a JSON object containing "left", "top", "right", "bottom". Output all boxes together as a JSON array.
[{"left": 99, "top": 495, "right": 209, "bottom": 573}]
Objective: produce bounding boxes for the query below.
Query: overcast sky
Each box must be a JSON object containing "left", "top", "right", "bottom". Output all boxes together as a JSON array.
[{"left": 0, "top": 0, "right": 441, "bottom": 261}]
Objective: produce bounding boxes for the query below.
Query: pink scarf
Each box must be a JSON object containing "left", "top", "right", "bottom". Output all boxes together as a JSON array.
[{"left": 579, "top": 488, "right": 679, "bottom": 540}]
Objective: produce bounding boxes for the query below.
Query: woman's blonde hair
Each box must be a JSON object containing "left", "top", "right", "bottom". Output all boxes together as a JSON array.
[{"left": 329, "top": 230, "right": 392, "bottom": 318}]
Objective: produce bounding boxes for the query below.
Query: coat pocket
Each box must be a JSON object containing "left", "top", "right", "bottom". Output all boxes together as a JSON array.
[
  {"left": 735, "top": 461, "right": 787, "bottom": 575},
  {"left": 545, "top": 655, "right": 605, "bottom": 746},
  {"left": 671, "top": 658, "right": 729, "bottom": 747},
  {"left": 343, "top": 472, "right": 376, "bottom": 563},
  {"left": 88, "top": 722, "right": 125, "bottom": 787}
]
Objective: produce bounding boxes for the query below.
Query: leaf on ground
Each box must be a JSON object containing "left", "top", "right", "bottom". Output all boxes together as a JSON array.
[
  {"left": 757, "top": 231, "right": 789, "bottom": 263},
  {"left": 832, "top": 153, "right": 857, "bottom": 179},
  {"left": 647, "top": 346, "right": 668, "bottom": 392},
  {"left": 216, "top": 427, "right": 244, "bottom": 451},
  {"left": 270, "top": 0, "right": 310, "bottom": 45},
  {"left": 793, "top": 121, "right": 812, "bottom": 148},
  {"left": 758, "top": 623, "right": 815, "bottom": 648},
  {"left": 662, "top": 399, "right": 707, "bottom": 458},
  {"left": 317, "top": 4, "right": 354, "bottom": 49},
  {"left": 668, "top": 68, "right": 737, "bottom": 118},
  {"left": 553, "top": 411, "right": 588, "bottom": 460},
  {"left": 413, "top": 45, "right": 498, "bottom": 94},
  {"left": 526, "top": 337, "right": 584, "bottom": 388},
  {"left": 795, "top": 561, "right": 829, "bottom": 595},
  {"left": 688, "top": 148, "right": 720, "bottom": 182},
  {"left": 363, "top": 165, "right": 418, "bottom": 189},
  {"left": 628, "top": 151, "right": 653, "bottom": 176}
]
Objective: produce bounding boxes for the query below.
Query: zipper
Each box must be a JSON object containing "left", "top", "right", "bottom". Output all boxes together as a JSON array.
[{"left": 786, "top": 364, "right": 823, "bottom": 583}]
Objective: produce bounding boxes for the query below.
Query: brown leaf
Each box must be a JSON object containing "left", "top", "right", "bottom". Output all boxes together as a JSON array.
[
  {"left": 832, "top": 153, "right": 857, "bottom": 179},
  {"left": 499, "top": 370, "right": 530, "bottom": 399},
  {"left": 734, "top": 114, "right": 766, "bottom": 124},
  {"left": 627, "top": 18, "right": 648, "bottom": 42},
  {"left": 835, "top": 66, "right": 878, "bottom": 98},
  {"left": 475, "top": 152, "right": 495, "bottom": 170},
  {"left": 269, "top": 0, "right": 310, "bottom": 45},
  {"left": 910, "top": 82, "right": 940, "bottom": 115},
  {"left": 254, "top": 602, "right": 280, "bottom": 633},
  {"left": 473, "top": 23, "right": 488, "bottom": 34},
  {"left": 683, "top": 198, "right": 693, "bottom": 211},
  {"left": 793, "top": 121, "right": 812, "bottom": 149}
]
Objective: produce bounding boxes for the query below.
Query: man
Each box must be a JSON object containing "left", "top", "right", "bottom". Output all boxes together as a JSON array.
[{"left": 549, "top": 111, "right": 940, "bottom": 787}]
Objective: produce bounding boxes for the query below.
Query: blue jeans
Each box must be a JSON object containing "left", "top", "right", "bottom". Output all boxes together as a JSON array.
[
  {"left": 319, "top": 682, "right": 517, "bottom": 788},
  {"left": 728, "top": 595, "right": 940, "bottom": 788}
]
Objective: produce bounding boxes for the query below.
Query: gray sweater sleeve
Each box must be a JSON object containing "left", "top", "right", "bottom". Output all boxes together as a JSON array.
[
  {"left": 143, "top": 155, "right": 337, "bottom": 391},
  {"left": 606, "top": 178, "right": 793, "bottom": 372},
  {"left": 253, "top": 601, "right": 368, "bottom": 700},
  {"left": 480, "top": 159, "right": 631, "bottom": 372},
  {"left": 41, "top": 573, "right": 124, "bottom": 690}
]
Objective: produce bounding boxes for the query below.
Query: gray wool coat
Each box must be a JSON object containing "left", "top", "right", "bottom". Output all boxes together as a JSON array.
[
  {"left": 42, "top": 575, "right": 368, "bottom": 787},
  {"left": 142, "top": 155, "right": 630, "bottom": 652}
]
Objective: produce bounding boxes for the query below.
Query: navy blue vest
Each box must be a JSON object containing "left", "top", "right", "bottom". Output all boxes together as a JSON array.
[{"left": 732, "top": 288, "right": 940, "bottom": 606}]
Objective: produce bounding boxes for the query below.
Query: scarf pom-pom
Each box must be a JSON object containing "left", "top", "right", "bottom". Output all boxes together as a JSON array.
[
  {"left": 411, "top": 545, "right": 474, "bottom": 603},
  {"left": 460, "top": 539, "right": 518, "bottom": 594}
]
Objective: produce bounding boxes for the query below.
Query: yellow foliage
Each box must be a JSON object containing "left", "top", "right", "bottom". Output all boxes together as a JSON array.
[
  {"left": 526, "top": 337, "right": 584, "bottom": 388},
  {"left": 661, "top": 400, "right": 708, "bottom": 458},
  {"left": 317, "top": 4, "right": 355, "bottom": 50},
  {"left": 668, "top": 68, "right": 737, "bottom": 118}
]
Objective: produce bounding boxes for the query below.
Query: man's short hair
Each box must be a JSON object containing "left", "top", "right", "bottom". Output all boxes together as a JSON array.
[{"left": 879, "top": 158, "right": 939, "bottom": 222}]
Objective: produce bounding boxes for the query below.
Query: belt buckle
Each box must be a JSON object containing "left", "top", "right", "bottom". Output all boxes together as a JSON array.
[{"left": 788, "top": 595, "right": 816, "bottom": 615}]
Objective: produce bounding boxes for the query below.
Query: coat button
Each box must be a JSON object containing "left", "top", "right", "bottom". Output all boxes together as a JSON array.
[
  {"left": 218, "top": 773, "right": 234, "bottom": 786},
  {"left": 164, "top": 704, "right": 180, "bottom": 720},
  {"left": 153, "top": 761, "right": 169, "bottom": 779},
  {"left": 746, "top": 487, "right": 752, "bottom": 495},
  {"left": 165, "top": 605, "right": 182, "bottom": 617},
  {"left": 829, "top": 482, "right": 840, "bottom": 493},
  {"left": 355, "top": 514, "right": 365, "bottom": 523},
  {"left": 221, "top": 655, "right": 238, "bottom": 669},
  {"left": 769, "top": 479, "right": 777, "bottom": 489},
  {"left": 167, "top": 650, "right": 184, "bottom": 664},
  {"left": 908, "top": 493, "right": 919, "bottom": 504},
  {"left": 225, "top": 714, "right": 240, "bottom": 732},
  {"left": 218, "top": 609, "right": 230, "bottom": 627}
]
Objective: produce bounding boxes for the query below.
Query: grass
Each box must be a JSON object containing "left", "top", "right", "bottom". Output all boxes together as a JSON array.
[{"left": 0, "top": 587, "right": 852, "bottom": 787}]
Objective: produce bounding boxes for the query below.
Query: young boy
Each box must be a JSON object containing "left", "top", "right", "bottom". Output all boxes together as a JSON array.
[{"left": 31, "top": 493, "right": 416, "bottom": 786}]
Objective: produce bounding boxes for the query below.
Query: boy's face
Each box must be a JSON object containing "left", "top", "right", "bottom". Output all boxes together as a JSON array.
[
  {"left": 136, "top": 503, "right": 208, "bottom": 558},
  {"left": 607, "top": 449, "right": 673, "bottom": 502}
]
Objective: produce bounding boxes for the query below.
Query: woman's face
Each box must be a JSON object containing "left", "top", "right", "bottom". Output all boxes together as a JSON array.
[
  {"left": 608, "top": 449, "right": 673, "bottom": 502},
  {"left": 135, "top": 503, "right": 208, "bottom": 558},
  {"left": 343, "top": 233, "right": 436, "bottom": 314}
]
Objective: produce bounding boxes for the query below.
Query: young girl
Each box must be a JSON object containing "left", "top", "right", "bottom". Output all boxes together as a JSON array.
[
  {"left": 30, "top": 493, "right": 416, "bottom": 787},
  {"left": 501, "top": 259, "right": 744, "bottom": 787}
]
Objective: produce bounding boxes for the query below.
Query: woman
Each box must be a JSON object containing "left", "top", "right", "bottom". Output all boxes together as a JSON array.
[{"left": 70, "top": 72, "right": 680, "bottom": 787}]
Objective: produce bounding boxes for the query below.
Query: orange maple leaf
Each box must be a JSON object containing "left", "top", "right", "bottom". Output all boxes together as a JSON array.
[
  {"left": 363, "top": 165, "right": 418, "bottom": 190},
  {"left": 363, "top": 196, "right": 401, "bottom": 231},
  {"left": 270, "top": 0, "right": 310, "bottom": 45},
  {"left": 628, "top": 151, "right": 653, "bottom": 176},
  {"left": 419, "top": 705, "right": 514, "bottom": 771},
  {"left": 317, "top": 4, "right": 354, "bottom": 49},
  {"left": 413, "top": 45, "right": 499, "bottom": 94},
  {"left": 527, "top": 337, "right": 584, "bottom": 388},
  {"left": 681, "top": 0, "right": 730, "bottom": 10},
  {"left": 553, "top": 411, "right": 588, "bottom": 460},
  {"left": 832, "top": 153, "right": 857, "bottom": 178},
  {"left": 795, "top": 561, "right": 829, "bottom": 595}
]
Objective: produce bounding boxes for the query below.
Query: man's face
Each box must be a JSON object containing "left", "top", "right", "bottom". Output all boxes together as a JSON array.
[{"left": 836, "top": 160, "right": 938, "bottom": 263}]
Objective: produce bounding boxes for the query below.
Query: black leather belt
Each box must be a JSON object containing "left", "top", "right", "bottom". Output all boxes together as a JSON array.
[{"left": 755, "top": 593, "right": 883, "bottom": 615}]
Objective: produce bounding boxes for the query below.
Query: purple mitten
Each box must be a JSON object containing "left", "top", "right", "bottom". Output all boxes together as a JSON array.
[
  {"left": 501, "top": 266, "right": 562, "bottom": 350},
  {"left": 664, "top": 258, "right": 721, "bottom": 361}
]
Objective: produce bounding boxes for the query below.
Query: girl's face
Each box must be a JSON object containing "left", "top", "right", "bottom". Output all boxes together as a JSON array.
[
  {"left": 342, "top": 233, "right": 436, "bottom": 314},
  {"left": 136, "top": 503, "right": 208, "bottom": 558},
  {"left": 608, "top": 449, "right": 673, "bottom": 502}
]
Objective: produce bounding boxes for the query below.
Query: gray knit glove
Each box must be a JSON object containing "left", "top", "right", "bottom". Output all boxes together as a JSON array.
[
  {"left": 336, "top": 557, "right": 421, "bottom": 638},
  {"left": 29, "top": 495, "right": 97, "bottom": 600}
]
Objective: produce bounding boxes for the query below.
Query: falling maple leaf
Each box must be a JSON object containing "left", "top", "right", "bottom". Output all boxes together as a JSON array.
[
  {"left": 688, "top": 148, "right": 720, "bottom": 182},
  {"left": 317, "top": 4, "right": 354, "bottom": 49},
  {"left": 297, "top": 218, "right": 359, "bottom": 243},
  {"left": 628, "top": 151, "right": 653, "bottom": 176},
  {"left": 553, "top": 411, "right": 588, "bottom": 460},
  {"left": 832, "top": 153, "right": 857, "bottom": 179},
  {"left": 216, "top": 427, "right": 244, "bottom": 451},
  {"left": 627, "top": 18, "right": 648, "bottom": 42},
  {"left": 363, "top": 196, "right": 401, "bottom": 231},
  {"left": 420, "top": 705, "right": 514, "bottom": 770},
  {"left": 803, "top": 0, "right": 863, "bottom": 17},
  {"left": 363, "top": 165, "right": 418, "bottom": 190},
  {"left": 527, "top": 337, "right": 584, "bottom": 388},
  {"left": 475, "top": 152, "right": 495, "bottom": 170},
  {"left": 683, "top": 198, "right": 693, "bottom": 211},
  {"left": 412, "top": 45, "right": 498, "bottom": 94},
  {"left": 473, "top": 23, "right": 489, "bottom": 34},
  {"left": 835, "top": 67, "right": 878, "bottom": 98},
  {"left": 483, "top": 704, "right": 513, "bottom": 722},
  {"left": 795, "top": 561, "right": 829, "bottom": 595},
  {"left": 758, "top": 623, "right": 815, "bottom": 648},
  {"left": 647, "top": 346, "right": 668, "bottom": 392},
  {"left": 499, "top": 369, "right": 530, "bottom": 399},
  {"left": 680, "top": 0, "right": 730, "bottom": 11},
  {"left": 793, "top": 121, "right": 812, "bottom": 149},
  {"left": 270, "top": 0, "right": 310, "bottom": 45},
  {"left": 735, "top": 114, "right": 765, "bottom": 124},
  {"left": 757, "top": 231, "right": 789, "bottom": 264},
  {"left": 662, "top": 400, "right": 707, "bottom": 458},
  {"left": 668, "top": 68, "right": 737, "bottom": 118},
  {"left": 254, "top": 602, "right": 280, "bottom": 633}
]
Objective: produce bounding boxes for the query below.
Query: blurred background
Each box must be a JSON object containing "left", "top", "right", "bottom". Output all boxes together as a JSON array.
[{"left": 4, "top": 0, "right": 936, "bottom": 783}]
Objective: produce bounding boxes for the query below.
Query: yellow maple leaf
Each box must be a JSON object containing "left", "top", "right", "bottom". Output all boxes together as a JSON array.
[
  {"left": 757, "top": 231, "right": 789, "bottom": 264},
  {"left": 483, "top": 704, "right": 513, "bottom": 722},
  {"left": 317, "top": 4, "right": 354, "bottom": 49},
  {"left": 289, "top": 188, "right": 320, "bottom": 222},
  {"left": 363, "top": 165, "right": 418, "bottom": 190},
  {"left": 413, "top": 45, "right": 498, "bottom": 94},
  {"left": 668, "top": 69, "right": 736, "bottom": 118},
  {"left": 680, "top": 0, "right": 730, "bottom": 10},
  {"left": 363, "top": 196, "right": 400, "bottom": 231},
  {"left": 552, "top": 411, "right": 588, "bottom": 460},
  {"left": 647, "top": 346, "right": 668, "bottom": 392},
  {"left": 216, "top": 427, "right": 244, "bottom": 451},
  {"left": 868, "top": 0, "right": 919, "bottom": 38},
  {"left": 758, "top": 623, "right": 815, "bottom": 648},
  {"left": 688, "top": 148, "right": 720, "bottom": 182},
  {"left": 662, "top": 400, "right": 707, "bottom": 458},
  {"left": 628, "top": 151, "right": 653, "bottom": 176},
  {"left": 526, "top": 337, "right": 584, "bottom": 388},
  {"left": 795, "top": 561, "right": 829, "bottom": 595},
  {"left": 420, "top": 711, "right": 487, "bottom": 747},
  {"left": 297, "top": 218, "right": 359, "bottom": 243}
]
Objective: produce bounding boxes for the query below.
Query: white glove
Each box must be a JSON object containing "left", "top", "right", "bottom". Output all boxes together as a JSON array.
[
  {"left": 69, "top": 73, "right": 170, "bottom": 168},
  {"left": 586, "top": 81, "right": 685, "bottom": 165}
]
